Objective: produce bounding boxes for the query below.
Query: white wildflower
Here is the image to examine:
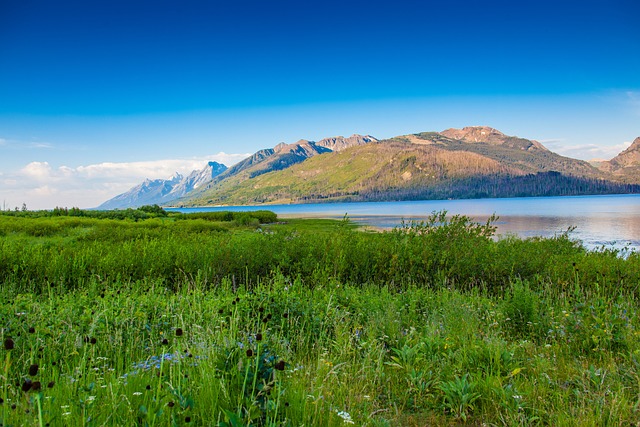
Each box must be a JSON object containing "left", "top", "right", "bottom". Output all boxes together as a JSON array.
[{"left": 336, "top": 410, "right": 355, "bottom": 424}]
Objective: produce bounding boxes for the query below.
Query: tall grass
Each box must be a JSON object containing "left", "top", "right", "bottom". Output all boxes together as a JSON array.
[{"left": 0, "top": 210, "right": 639, "bottom": 425}]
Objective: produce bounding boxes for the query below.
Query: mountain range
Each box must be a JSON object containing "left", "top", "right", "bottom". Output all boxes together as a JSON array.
[
  {"left": 97, "top": 161, "right": 227, "bottom": 209},
  {"left": 97, "top": 127, "right": 640, "bottom": 209}
]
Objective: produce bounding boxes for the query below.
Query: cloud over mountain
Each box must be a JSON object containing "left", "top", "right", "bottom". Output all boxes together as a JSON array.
[{"left": 1, "top": 153, "right": 249, "bottom": 210}]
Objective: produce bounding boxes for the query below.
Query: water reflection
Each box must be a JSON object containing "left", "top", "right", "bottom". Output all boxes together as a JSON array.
[
  {"left": 170, "top": 194, "right": 640, "bottom": 253},
  {"left": 340, "top": 213, "right": 640, "bottom": 253}
]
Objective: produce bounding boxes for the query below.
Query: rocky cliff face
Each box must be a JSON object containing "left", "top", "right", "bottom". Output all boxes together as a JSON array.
[
  {"left": 213, "top": 135, "right": 377, "bottom": 181},
  {"left": 315, "top": 134, "right": 378, "bottom": 151},
  {"left": 168, "top": 161, "right": 228, "bottom": 197}
]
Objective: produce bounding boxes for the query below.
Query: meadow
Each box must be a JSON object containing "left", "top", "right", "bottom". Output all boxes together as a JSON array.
[{"left": 1, "top": 206, "right": 639, "bottom": 426}]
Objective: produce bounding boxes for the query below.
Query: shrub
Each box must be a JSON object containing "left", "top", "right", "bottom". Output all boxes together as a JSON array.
[{"left": 502, "top": 279, "right": 542, "bottom": 339}]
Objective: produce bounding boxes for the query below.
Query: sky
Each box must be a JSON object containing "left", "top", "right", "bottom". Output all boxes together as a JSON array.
[{"left": 0, "top": 0, "right": 639, "bottom": 209}]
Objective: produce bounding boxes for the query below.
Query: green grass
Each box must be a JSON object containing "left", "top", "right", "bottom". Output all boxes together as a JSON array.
[{"left": 1, "top": 209, "right": 639, "bottom": 426}]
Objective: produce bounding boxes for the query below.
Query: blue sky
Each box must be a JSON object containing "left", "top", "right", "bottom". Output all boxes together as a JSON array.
[{"left": 1, "top": 0, "right": 639, "bottom": 209}]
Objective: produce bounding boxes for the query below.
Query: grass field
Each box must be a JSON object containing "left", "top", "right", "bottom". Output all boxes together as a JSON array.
[{"left": 1, "top": 207, "right": 639, "bottom": 426}]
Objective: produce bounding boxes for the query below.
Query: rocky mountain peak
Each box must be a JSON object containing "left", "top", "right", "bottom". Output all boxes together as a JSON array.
[
  {"left": 315, "top": 134, "right": 378, "bottom": 151},
  {"left": 440, "top": 126, "right": 506, "bottom": 143},
  {"left": 608, "top": 137, "right": 640, "bottom": 168},
  {"left": 97, "top": 160, "right": 228, "bottom": 209},
  {"left": 168, "top": 172, "right": 183, "bottom": 182},
  {"left": 621, "top": 137, "right": 640, "bottom": 154},
  {"left": 440, "top": 126, "right": 548, "bottom": 152}
]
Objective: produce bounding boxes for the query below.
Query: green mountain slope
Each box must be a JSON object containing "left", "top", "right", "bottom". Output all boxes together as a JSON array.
[{"left": 179, "top": 127, "right": 637, "bottom": 206}]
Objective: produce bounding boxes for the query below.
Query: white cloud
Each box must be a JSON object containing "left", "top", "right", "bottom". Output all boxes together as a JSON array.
[
  {"left": 0, "top": 152, "right": 250, "bottom": 210},
  {"left": 28, "top": 185, "right": 57, "bottom": 197},
  {"left": 21, "top": 161, "right": 54, "bottom": 181},
  {"left": 543, "top": 140, "right": 632, "bottom": 161},
  {"left": 29, "top": 142, "right": 54, "bottom": 149},
  {"left": 0, "top": 137, "right": 54, "bottom": 150}
]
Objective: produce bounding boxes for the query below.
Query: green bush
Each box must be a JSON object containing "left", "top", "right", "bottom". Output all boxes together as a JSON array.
[{"left": 502, "top": 279, "right": 543, "bottom": 339}]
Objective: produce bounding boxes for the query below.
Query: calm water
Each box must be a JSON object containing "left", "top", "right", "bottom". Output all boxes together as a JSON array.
[{"left": 169, "top": 194, "right": 640, "bottom": 252}]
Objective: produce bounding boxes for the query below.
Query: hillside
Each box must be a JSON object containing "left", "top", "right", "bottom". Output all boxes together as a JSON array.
[
  {"left": 597, "top": 137, "right": 640, "bottom": 182},
  {"left": 179, "top": 128, "right": 637, "bottom": 206},
  {"left": 178, "top": 135, "right": 377, "bottom": 203}
]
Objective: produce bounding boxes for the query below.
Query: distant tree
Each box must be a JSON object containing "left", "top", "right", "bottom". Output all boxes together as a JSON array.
[{"left": 137, "top": 204, "right": 168, "bottom": 216}]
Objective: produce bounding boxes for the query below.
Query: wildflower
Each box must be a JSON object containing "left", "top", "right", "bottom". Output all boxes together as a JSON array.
[
  {"left": 168, "top": 401, "right": 175, "bottom": 408},
  {"left": 161, "top": 338, "right": 169, "bottom": 346},
  {"left": 175, "top": 328, "right": 183, "bottom": 337},
  {"left": 21, "top": 379, "right": 33, "bottom": 392},
  {"left": 256, "top": 333, "right": 263, "bottom": 341},
  {"left": 133, "top": 392, "right": 143, "bottom": 396},
  {"left": 28, "top": 327, "right": 35, "bottom": 334},
  {"left": 90, "top": 337, "right": 97, "bottom": 345},
  {"left": 31, "top": 381, "right": 42, "bottom": 391},
  {"left": 275, "top": 360, "right": 285, "bottom": 371},
  {"left": 336, "top": 410, "right": 355, "bottom": 424},
  {"left": 246, "top": 349, "right": 254, "bottom": 357}
]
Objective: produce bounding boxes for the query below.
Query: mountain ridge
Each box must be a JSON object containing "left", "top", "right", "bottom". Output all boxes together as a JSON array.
[
  {"left": 97, "top": 161, "right": 227, "bottom": 209},
  {"left": 97, "top": 128, "right": 640, "bottom": 208}
]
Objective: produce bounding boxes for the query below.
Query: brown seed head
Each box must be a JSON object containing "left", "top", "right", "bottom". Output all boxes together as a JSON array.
[
  {"left": 4, "top": 338, "right": 14, "bottom": 350},
  {"left": 28, "top": 364, "right": 39, "bottom": 376}
]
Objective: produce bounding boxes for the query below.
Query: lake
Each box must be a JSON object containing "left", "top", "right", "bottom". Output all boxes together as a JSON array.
[{"left": 169, "top": 194, "right": 640, "bottom": 253}]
